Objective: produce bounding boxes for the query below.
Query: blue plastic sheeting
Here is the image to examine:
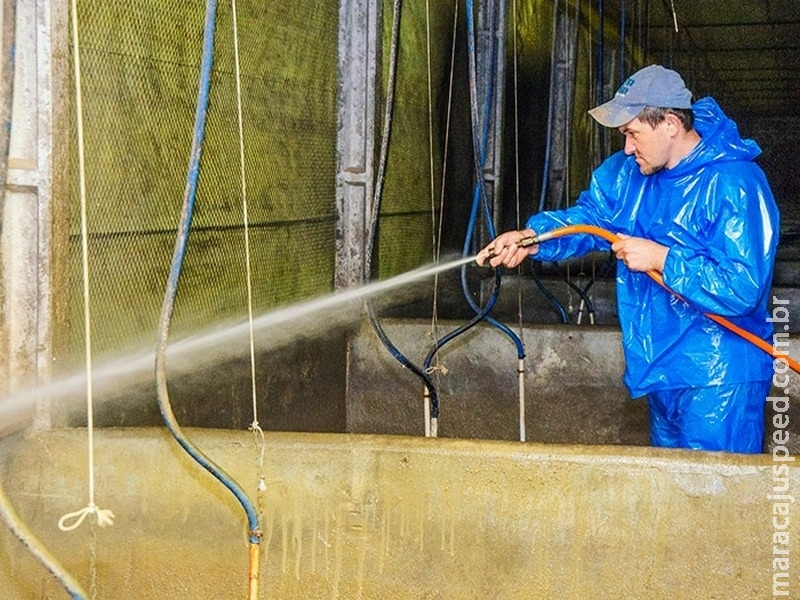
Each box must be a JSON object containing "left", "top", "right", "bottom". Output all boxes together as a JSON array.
[{"left": 525, "top": 97, "right": 779, "bottom": 451}]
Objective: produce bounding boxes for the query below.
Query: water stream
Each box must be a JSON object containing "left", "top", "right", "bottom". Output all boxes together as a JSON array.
[{"left": 0, "top": 254, "right": 483, "bottom": 431}]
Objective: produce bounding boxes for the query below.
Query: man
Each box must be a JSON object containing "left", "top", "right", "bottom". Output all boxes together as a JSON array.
[{"left": 478, "top": 65, "right": 780, "bottom": 453}]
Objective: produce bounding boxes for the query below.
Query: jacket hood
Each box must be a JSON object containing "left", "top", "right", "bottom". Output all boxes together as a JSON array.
[{"left": 668, "top": 96, "right": 762, "bottom": 176}]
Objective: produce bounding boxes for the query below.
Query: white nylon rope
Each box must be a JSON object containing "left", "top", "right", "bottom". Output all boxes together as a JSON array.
[
  {"left": 231, "top": 0, "right": 267, "bottom": 493},
  {"left": 423, "top": 0, "right": 436, "bottom": 436},
  {"left": 58, "top": 0, "right": 115, "bottom": 537},
  {"left": 510, "top": 0, "right": 526, "bottom": 442},
  {"left": 423, "top": 0, "right": 460, "bottom": 437}
]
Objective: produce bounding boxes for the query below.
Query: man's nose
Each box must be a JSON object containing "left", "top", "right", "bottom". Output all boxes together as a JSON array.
[{"left": 623, "top": 137, "right": 635, "bottom": 155}]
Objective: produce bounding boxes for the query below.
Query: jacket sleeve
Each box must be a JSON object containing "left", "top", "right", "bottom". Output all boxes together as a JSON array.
[
  {"left": 661, "top": 165, "right": 779, "bottom": 317},
  {"left": 525, "top": 152, "right": 628, "bottom": 261}
]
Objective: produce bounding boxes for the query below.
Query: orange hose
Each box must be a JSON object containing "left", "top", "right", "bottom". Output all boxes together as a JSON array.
[{"left": 537, "top": 224, "right": 800, "bottom": 374}]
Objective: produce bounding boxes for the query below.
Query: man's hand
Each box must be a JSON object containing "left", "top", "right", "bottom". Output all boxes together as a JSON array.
[
  {"left": 476, "top": 229, "right": 539, "bottom": 268},
  {"left": 611, "top": 234, "right": 668, "bottom": 273}
]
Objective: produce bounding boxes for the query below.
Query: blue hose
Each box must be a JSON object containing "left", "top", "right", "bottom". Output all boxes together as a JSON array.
[
  {"left": 424, "top": 269, "right": 501, "bottom": 371},
  {"left": 445, "top": 0, "right": 524, "bottom": 361},
  {"left": 537, "top": 0, "right": 558, "bottom": 214},
  {"left": 565, "top": 276, "right": 595, "bottom": 321},
  {"left": 532, "top": 266, "right": 569, "bottom": 323},
  {"left": 0, "top": 484, "right": 88, "bottom": 599},
  {"left": 154, "top": 0, "right": 261, "bottom": 548}
]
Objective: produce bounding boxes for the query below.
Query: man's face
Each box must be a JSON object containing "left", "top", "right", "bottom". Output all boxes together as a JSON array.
[{"left": 619, "top": 118, "right": 672, "bottom": 175}]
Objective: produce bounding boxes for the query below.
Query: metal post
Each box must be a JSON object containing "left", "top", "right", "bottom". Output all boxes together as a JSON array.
[
  {"left": 1, "top": 0, "right": 69, "bottom": 430},
  {"left": 476, "top": 0, "right": 507, "bottom": 237},
  {"left": 543, "top": 4, "right": 578, "bottom": 211},
  {"left": 335, "top": 0, "right": 381, "bottom": 289}
]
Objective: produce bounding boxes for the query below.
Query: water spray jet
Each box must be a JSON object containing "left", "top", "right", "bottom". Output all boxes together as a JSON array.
[{"left": 0, "top": 254, "right": 478, "bottom": 435}]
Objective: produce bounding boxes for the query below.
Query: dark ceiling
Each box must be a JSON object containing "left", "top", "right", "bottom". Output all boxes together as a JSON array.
[{"left": 639, "top": 0, "right": 800, "bottom": 122}]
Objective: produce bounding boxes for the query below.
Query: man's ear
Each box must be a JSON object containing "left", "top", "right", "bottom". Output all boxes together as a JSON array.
[{"left": 663, "top": 113, "right": 682, "bottom": 136}]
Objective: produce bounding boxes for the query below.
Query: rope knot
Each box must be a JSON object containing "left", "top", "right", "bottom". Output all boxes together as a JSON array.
[
  {"left": 58, "top": 503, "right": 115, "bottom": 532},
  {"left": 425, "top": 364, "right": 449, "bottom": 375}
]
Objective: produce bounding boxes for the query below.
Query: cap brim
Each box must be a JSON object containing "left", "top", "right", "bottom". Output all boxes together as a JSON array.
[{"left": 588, "top": 100, "right": 645, "bottom": 128}]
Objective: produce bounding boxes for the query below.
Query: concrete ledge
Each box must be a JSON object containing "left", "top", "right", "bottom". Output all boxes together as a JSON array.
[{"left": 1, "top": 428, "right": 797, "bottom": 598}]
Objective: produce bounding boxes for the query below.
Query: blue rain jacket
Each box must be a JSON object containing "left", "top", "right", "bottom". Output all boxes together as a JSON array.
[{"left": 526, "top": 97, "right": 780, "bottom": 398}]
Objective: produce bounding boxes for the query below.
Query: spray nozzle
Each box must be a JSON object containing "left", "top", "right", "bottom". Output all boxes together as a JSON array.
[{"left": 484, "top": 233, "right": 543, "bottom": 261}]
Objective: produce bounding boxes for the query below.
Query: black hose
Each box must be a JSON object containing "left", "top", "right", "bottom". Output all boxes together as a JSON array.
[
  {"left": 528, "top": 0, "right": 569, "bottom": 322},
  {"left": 565, "top": 276, "right": 595, "bottom": 322},
  {"left": 360, "top": 0, "right": 440, "bottom": 420},
  {"left": 424, "top": 268, "right": 502, "bottom": 371},
  {"left": 532, "top": 266, "right": 569, "bottom": 324},
  {"left": 456, "top": 0, "right": 525, "bottom": 360}
]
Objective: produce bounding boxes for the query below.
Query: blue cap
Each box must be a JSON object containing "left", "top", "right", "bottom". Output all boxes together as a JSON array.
[{"left": 588, "top": 65, "right": 692, "bottom": 128}]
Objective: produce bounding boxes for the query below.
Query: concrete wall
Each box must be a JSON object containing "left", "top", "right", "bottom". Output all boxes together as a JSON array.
[
  {"left": 347, "top": 318, "right": 800, "bottom": 453},
  {"left": 347, "top": 318, "right": 645, "bottom": 443},
  {"left": 1, "top": 428, "right": 797, "bottom": 599},
  {"left": 48, "top": 327, "right": 352, "bottom": 435}
]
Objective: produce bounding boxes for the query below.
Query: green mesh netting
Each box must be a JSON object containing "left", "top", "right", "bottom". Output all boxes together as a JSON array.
[{"left": 67, "top": 1, "right": 340, "bottom": 366}]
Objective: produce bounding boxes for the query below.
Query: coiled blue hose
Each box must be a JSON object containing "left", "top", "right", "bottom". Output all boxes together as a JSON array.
[
  {"left": 154, "top": 0, "right": 261, "bottom": 550},
  {"left": 443, "top": 0, "right": 525, "bottom": 361}
]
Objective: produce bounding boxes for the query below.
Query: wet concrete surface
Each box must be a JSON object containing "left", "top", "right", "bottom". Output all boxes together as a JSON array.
[{"left": 1, "top": 428, "right": 797, "bottom": 599}]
